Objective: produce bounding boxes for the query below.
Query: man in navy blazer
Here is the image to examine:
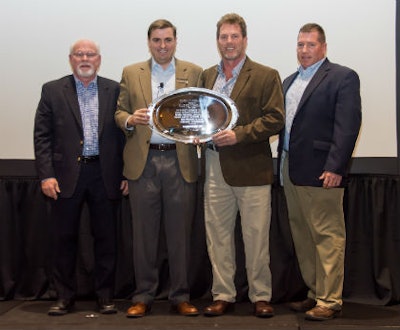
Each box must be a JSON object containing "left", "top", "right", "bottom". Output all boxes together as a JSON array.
[
  {"left": 278, "top": 23, "right": 361, "bottom": 321},
  {"left": 34, "top": 39, "right": 128, "bottom": 316}
]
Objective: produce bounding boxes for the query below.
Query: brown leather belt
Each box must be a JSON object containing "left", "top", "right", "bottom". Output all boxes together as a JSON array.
[{"left": 149, "top": 143, "right": 176, "bottom": 151}]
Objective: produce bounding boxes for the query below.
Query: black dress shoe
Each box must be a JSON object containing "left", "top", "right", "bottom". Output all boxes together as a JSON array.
[
  {"left": 97, "top": 298, "right": 117, "bottom": 314},
  {"left": 48, "top": 299, "right": 74, "bottom": 316}
]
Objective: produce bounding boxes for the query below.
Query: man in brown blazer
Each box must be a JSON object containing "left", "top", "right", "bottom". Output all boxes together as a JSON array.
[
  {"left": 114, "top": 19, "right": 202, "bottom": 317},
  {"left": 201, "top": 13, "right": 284, "bottom": 318}
]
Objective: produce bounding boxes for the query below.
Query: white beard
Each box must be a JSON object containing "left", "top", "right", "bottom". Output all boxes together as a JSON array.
[{"left": 76, "top": 64, "right": 96, "bottom": 78}]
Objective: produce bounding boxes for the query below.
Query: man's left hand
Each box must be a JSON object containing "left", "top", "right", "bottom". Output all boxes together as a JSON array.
[
  {"left": 120, "top": 180, "right": 129, "bottom": 196},
  {"left": 319, "top": 171, "right": 342, "bottom": 188},
  {"left": 213, "top": 129, "right": 237, "bottom": 147}
]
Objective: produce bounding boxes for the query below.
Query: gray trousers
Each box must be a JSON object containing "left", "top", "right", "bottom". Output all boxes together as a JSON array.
[{"left": 128, "top": 149, "right": 196, "bottom": 305}]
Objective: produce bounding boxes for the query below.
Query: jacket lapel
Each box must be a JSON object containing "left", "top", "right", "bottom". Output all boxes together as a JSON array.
[
  {"left": 297, "top": 59, "right": 330, "bottom": 111},
  {"left": 139, "top": 60, "right": 153, "bottom": 105},
  {"left": 203, "top": 57, "right": 251, "bottom": 101},
  {"left": 64, "top": 75, "right": 83, "bottom": 130},
  {"left": 175, "top": 59, "right": 191, "bottom": 89},
  {"left": 97, "top": 76, "right": 108, "bottom": 137},
  {"left": 230, "top": 57, "right": 251, "bottom": 101},
  {"left": 204, "top": 66, "right": 218, "bottom": 90},
  {"left": 283, "top": 73, "right": 298, "bottom": 95}
]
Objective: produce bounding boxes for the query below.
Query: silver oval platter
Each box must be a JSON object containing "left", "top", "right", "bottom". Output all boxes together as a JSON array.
[{"left": 148, "top": 87, "right": 238, "bottom": 143}]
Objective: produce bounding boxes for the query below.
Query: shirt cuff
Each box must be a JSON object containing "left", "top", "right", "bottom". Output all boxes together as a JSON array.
[{"left": 125, "top": 115, "right": 134, "bottom": 131}]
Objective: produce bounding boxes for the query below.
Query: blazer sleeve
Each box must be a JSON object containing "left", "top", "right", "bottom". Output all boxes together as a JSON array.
[
  {"left": 324, "top": 69, "right": 362, "bottom": 175},
  {"left": 34, "top": 82, "right": 56, "bottom": 181}
]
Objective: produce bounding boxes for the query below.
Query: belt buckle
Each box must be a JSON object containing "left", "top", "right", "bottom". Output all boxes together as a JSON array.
[
  {"left": 79, "top": 155, "right": 99, "bottom": 163},
  {"left": 159, "top": 143, "right": 168, "bottom": 151}
]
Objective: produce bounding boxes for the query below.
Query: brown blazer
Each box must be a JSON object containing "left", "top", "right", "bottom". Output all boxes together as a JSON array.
[
  {"left": 115, "top": 58, "right": 202, "bottom": 182},
  {"left": 202, "top": 57, "right": 285, "bottom": 186}
]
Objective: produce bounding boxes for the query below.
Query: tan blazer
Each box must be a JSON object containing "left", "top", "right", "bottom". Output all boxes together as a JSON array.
[
  {"left": 202, "top": 57, "right": 285, "bottom": 186},
  {"left": 115, "top": 58, "right": 202, "bottom": 182}
]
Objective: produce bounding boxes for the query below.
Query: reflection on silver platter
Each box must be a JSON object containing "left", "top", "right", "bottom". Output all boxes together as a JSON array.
[{"left": 148, "top": 87, "right": 238, "bottom": 143}]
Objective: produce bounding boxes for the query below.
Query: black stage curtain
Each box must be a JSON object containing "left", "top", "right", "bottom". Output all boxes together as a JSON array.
[{"left": 0, "top": 175, "right": 399, "bottom": 305}]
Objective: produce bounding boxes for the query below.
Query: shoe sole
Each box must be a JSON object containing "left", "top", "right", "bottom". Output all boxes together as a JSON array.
[
  {"left": 203, "top": 312, "right": 224, "bottom": 317},
  {"left": 173, "top": 308, "right": 200, "bottom": 317},
  {"left": 180, "top": 312, "right": 200, "bottom": 316},
  {"left": 305, "top": 310, "right": 341, "bottom": 321},
  {"left": 203, "top": 306, "right": 234, "bottom": 317}
]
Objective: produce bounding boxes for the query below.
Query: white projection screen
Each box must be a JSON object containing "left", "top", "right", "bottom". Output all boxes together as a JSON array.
[{"left": 0, "top": 0, "right": 396, "bottom": 159}]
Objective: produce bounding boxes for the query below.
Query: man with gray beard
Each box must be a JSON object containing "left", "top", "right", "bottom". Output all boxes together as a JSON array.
[{"left": 34, "top": 39, "right": 128, "bottom": 316}]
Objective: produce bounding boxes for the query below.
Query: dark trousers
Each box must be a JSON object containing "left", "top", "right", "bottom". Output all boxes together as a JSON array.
[
  {"left": 128, "top": 149, "right": 196, "bottom": 305},
  {"left": 51, "top": 161, "right": 117, "bottom": 300}
]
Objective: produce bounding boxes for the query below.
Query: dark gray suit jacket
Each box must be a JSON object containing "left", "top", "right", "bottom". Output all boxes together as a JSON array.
[{"left": 34, "top": 75, "right": 124, "bottom": 198}]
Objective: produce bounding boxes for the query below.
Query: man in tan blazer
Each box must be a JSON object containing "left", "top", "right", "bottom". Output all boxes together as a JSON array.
[
  {"left": 114, "top": 19, "right": 202, "bottom": 318},
  {"left": 201, "top": 13, "right": 284, "bottom": 318}
]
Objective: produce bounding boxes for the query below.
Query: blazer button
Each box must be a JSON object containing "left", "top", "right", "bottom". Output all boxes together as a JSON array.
[
  {"left": 80, "top": 140, "right": 84, "bottom": 145},
  {"left": 77, "top": 156, "right": 81, "bottom": 162}
]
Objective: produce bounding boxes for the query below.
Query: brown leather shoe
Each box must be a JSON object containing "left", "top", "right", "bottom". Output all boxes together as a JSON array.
[
  {"left": 288, "top": 298, "right": 316, "bottom": 312},
  {"left": 126, "top": 302, "right": 150, "bottom": 318},
  {"left": 172, "top": 301, "right": 199, "bottom": 316},
  {"left": 254, "top": 301, "right": 274, "bottom": 318},
  {"left": 305, "top": 306, "right": 341, "bottom": 321},
  {"left": 203, "top": 300, "right": 233, "bottom": 316}
]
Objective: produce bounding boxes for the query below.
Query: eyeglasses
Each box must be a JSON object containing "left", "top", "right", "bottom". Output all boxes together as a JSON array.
[{"left": 72, "top": 52, "right": 99, "bottom": 58}]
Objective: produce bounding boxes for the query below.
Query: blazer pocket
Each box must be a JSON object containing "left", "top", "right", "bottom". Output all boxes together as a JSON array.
[{"left": 313, "top": 140, "right": 331, "bottom": 151}]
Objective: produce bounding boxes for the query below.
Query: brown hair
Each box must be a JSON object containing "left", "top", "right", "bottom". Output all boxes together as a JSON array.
[
  {"left": 147, "top": 19, "right": 177, "bottom": 39},
  {"left": 299, "top": 23, "right": 326, "bottom": 43},
  {"left": 216, "top": 13, "right": 247, "bottom": 39}
]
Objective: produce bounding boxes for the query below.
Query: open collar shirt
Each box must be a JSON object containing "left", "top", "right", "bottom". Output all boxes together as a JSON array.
[{"left": 283, "top": 58, "right": 325, "bottom": 151}]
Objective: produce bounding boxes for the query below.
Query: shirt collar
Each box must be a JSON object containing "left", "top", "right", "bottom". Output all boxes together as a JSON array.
[
  {"left": 217, "top": 56, "right": 246, "bottom": 77},
  {"left": 151, "top": 57, "right": 175, "bottom": 73},
  {"left": 73, "top": 75, "right": 98, "bottom": 88},
  {"left": 298, "top": 57, "right": 326, "bottom": 78}
]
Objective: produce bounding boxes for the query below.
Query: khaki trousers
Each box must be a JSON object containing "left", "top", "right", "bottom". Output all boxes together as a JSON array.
[
  {"left": 204, "top": 148, "right": 272, "bottom": 303},
  {"left": 282, "top": 153, "right": 345, "bottom": 310}
]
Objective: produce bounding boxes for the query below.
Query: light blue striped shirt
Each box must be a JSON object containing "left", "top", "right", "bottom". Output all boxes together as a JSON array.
[
  {"left": 75, "top": 76, "right": 99, "bottom": 156},
  {"left": 150, "top": 58, "right": 176, "bottom": 144}
]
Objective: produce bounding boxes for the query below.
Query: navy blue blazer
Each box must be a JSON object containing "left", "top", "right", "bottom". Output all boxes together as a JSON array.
[
  {"left": 34, "top": 75, "right": 124, "bottom": 199},
  {"left": 278, "top": 58, "right": 362, "bottom": 187}
]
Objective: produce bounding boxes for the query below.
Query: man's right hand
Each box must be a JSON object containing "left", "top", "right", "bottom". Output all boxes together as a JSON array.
[
  {"left": 41, "top": 178, "right": 61, "bottom": 200},
  {"left": 127, "top": 108, "right": 150, "bottom": 127}
]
